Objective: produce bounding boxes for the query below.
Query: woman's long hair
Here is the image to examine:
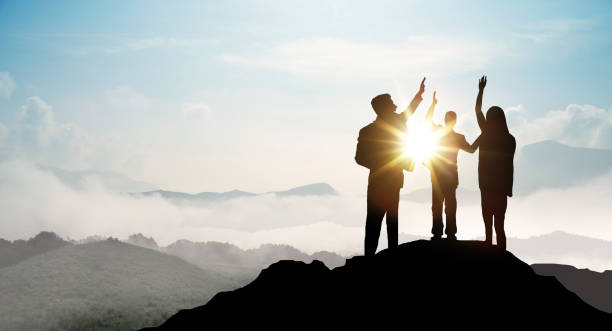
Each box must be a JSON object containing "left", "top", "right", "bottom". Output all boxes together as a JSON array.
[
  {"left": 485, "top": 106, "right": 510, "bottom": 135},
  {"left": 479, "top": 105, "right": 515, "bottom": 196}
]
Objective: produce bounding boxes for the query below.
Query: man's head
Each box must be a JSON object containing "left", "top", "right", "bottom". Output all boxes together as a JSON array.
[
  {"left": 371, "top": 93, "right": 397, "bottom": 116},
  {"left": 444, "top": 111, "right": 457, "bottom": 128}
]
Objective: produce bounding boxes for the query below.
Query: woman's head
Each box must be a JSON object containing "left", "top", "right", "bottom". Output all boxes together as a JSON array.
[{"left": 486, "top": 106, "right": 509, "bottom": 133}]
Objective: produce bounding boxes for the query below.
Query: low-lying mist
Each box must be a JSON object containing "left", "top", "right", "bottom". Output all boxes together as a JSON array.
[{"left": 2, "top": 159, "right": 612, "bottom": 268}]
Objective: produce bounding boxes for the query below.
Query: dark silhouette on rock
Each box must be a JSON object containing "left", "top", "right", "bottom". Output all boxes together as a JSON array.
[
  {"left": 143, "top": 240, "right": 610, "bottom": 329},
  {"left": 355, "top": 78, "right": 425, "bottom": 256},
  {"left": 473, "top": 76, "right": 516, "bottom": 249},
  {"left": 532, "top": 263, "right": 612, "bottom": 313},
  {"left": 424, "top": 91, "right": 476, "bottom": 240}
]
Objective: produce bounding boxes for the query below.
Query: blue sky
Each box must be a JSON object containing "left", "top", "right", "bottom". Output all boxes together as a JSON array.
[{"left": 1, "top": 0, "right": 612, "bottom": 193}]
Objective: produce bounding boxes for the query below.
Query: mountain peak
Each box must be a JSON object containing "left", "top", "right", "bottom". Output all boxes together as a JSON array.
[
  {"left": 272, "top": 182, "right": 338, "bottom": 196},
  {"left": 126, "top": 233, "right": 159, "bottom": 250},
  {"left": 147, "top": 239, "right": 610, "bottom": 329}
]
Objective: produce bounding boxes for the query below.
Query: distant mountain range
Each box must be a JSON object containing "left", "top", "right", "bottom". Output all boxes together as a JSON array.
[
  {"left": 515, "top": 140, "right": 612, "bottom": 195},
  {"left": 42, "top": 140, "right": 612, "bottom": 200},
  {"left": 4, "top": 230, "right": 611, "bottom": 274},
  {"left": 402, "top": 140, "right": 612, "bottom": 198},
  {"left": 2, "top": 231, "right": 612, "bottom": 330},
  {"left": 0, "top": 239, "right": 238, "bottom": 331},
  {"left": 0, "top": 232, "right": 344, "bottom": 331},
  {"left": 533, "top": 263, "right": 612, "bottom": 313},
  {"left": 0, "top": 231, "right": 70, "bottom": 268},
  {"left": 507, "top": 231, "right": 612, "bottom": 271},
  {"left": 134, "top": 182, "right": 338, "bottom": 204},
  {"left": 127, "top": 233, "right": 345, "bottom": 283},
  {"left": 402, "top": 231, "right": 612, "bottom": 272}
]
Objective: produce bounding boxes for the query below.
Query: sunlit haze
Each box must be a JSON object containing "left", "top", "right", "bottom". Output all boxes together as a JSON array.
[{"left": 403, "top": 121, "right": 441, "bottom": 163}]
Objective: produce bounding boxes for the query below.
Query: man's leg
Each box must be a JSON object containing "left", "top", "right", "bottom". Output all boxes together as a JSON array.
[
  {"left": 493, "top": 194, "right": 508, "bottom": 250},
  {"left": 481, "top": 191, "right": 493, "bottom": 245},
  {"left": 365, "top": 186, "right": 386, "bottom": 256},
  {"left": 431, "top": 182, "right": 444, "bottom": 239},
  {"left": 385, "top": 188, "right": 400, "bottom": 249},
  {"left": 444, "top": 186, "right": 457, "bottom": 239}
]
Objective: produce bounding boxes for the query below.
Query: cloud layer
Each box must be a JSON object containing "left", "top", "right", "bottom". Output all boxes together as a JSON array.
[
  {"left": 220, "top": 36, "right": 508, "bottom": 81},
  {"left": 507, "top": 104, "right": 612, "bottom": 148},
  {"left": 2, "top": 159, "right": 612, "bottom": 260}
]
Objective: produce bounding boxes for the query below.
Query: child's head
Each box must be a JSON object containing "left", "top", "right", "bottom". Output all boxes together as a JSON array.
[{"left": 444, "top": 111, "right": 457, "bottom": 129}]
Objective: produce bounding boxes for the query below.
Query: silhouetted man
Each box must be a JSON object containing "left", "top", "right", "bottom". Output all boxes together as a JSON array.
[
  {"left": 424, "top": 91, "right": 476, "bottom": 240},
  {"left": 355, "top": 78, "right": 425, "bottom": 256}
]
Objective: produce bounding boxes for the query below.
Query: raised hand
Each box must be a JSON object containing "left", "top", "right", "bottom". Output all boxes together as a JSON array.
[
  {"left": 418, "top": 77, "right": 426, "bottom": 96},
  {"left": 476, "top": 76, "right": 487, "bottom": 130},
  {"left": 433, "top": 91, "right": 437, "bottom": 105},
  {"left": 403, "top": 77, "right": 427, "bottom": 118},
  {"left": 479, "top": 76, "right": 487, "bottom": 91}
]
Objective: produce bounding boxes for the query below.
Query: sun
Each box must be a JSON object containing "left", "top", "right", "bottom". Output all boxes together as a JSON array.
[{"left": 402, "top": 123, "right": 440, "bottom": 163}]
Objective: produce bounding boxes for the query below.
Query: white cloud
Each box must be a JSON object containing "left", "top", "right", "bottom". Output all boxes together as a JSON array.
[
  {"left": 0, "top": 72, "right": 16, "bottom": 99},
  {"left": 220, "top": 36, "right": 508, "bottom": 81},
  {"left": 10, "top": 97, "right": 93, "bottom": 168},
  {"left": 0, "top": 96, "right": 145, "bottom": 172},
  {"left": 507, "top": 104, "right": 612, "bottom": 148}
]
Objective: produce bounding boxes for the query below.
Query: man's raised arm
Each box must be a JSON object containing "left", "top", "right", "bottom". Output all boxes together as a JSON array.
[
  {"left": 475, "top": 75, "right": 487, "bottom": 131},
  {"left": 401, "top": 77, "right": 426, "bottom": 119}
]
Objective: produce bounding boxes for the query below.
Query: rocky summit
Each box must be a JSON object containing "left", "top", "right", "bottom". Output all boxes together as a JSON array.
[{"left": 145, "top": 240, "right": 612, "bottom": 329}]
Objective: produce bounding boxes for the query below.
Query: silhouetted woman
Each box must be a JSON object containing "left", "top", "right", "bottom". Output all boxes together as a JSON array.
[{"left": 472, "top": 76, "right": 516, "bottom": 250}]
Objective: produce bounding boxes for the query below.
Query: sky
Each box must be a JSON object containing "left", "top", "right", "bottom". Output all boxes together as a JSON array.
[{"left": 1, "top": 0, "right": 612, "bottom": 195}]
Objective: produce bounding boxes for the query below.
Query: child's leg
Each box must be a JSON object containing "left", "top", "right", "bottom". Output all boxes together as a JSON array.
[
  {"left": 444, "top": 186, "right": 457, "bottom": 237},
  {"left": 431, "top": 182, "right": 444, "bottom": 238}
]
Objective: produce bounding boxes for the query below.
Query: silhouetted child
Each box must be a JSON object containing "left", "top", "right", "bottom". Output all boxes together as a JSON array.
[
  {"left": 424, "top": 91, "right": 476, "bottom": 240},
  {"left": 473, "top": 76, "right": 516, "bottom": 250}
]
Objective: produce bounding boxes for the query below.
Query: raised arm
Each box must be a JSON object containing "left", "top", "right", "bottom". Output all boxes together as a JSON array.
[
  {"left": 475, "top": 76, "right": 487, "bottom": 131},
  {"left": 425, "top": 91, "right": 437, "bottom": 126},
  {"left": 401, "top": 77, "right": 426, "bottom": 119}
]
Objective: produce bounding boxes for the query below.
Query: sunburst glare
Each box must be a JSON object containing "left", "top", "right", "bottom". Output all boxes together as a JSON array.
[{"left": 402, "top": 122, "right": 440, "bottom": 163}]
